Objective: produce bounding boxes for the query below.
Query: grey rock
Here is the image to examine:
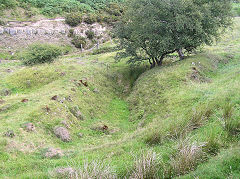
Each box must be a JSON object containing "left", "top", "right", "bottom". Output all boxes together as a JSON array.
[
  {"left": 4, "top": 28, "right": 10, "bottom": 34},
  {"left": 32, "top": 29, "right": 37, "bottom": 34},
  {"left": 0, "top": 28, "right": 4, "bottom": 34},
  {"left": 23, "top": 123, "right": 35, "bottom": 132},
  {"left": 9, "top": 28, "right": 17, "bottom": 36},
  {"left": 17, "top": 29, "right": 23, "bottom": 34},
  {"left": 60, "top": 29, "right": 66, "bottom": 34},
  {"left": 54, "top": 127, "right": 71, "bottom": 142},
  {"left": 37, "top": 29, "right": 45, "bottom": 34},
  {"left": 26, "top": 29, "right": 32, "bottom": 35}
]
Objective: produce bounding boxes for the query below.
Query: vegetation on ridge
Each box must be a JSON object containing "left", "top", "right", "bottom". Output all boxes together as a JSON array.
[{"left": 114, "top": 0, "right": 232, "bottom": 68}]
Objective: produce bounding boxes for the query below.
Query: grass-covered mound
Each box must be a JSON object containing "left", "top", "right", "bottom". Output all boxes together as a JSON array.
[{"left": 0, "top": 18, "right": 239, "bottom": 178}]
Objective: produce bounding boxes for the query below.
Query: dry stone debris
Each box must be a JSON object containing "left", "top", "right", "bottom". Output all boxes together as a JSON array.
[
  {"left": 54, "top": 127, "right": 71, "bottom": 142},
  {"left": 23, "top": 123, "right": 35, "bottom": 132},
  {"left": 9, "top": 28, "right": 16, "bottom": 36},
  {"left": 0, "top": 28, "right": 4, "bottom": 34},
  {"left": 44, "top": 147, "right": 63, "bottom": 158}
]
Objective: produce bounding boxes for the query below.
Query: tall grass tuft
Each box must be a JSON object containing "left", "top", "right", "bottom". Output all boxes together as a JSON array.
[
  {"left": 188, "top": 105, "right": 213, "bottom": 131},
  {"left": 51, "top": 160, "right": 117, "bottom": 179},
  {"left": 222, "top": 103, "right": 240, "bottom": 136},
  {"left": 171, "top": 139, "right": 206, "bottom": 176},
  {"left": 78, "top": 161, "right": 117, "bottom": 179},
  {"left": 130, "top": 151, "right": 163, "bottom": 179}
]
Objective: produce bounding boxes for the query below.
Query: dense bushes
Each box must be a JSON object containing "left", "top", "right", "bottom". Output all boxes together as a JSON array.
[
  {"left": 1, "top": 0, "right": 124, "bottom": 16},
  {"left": 83, "top": 14, "right": 98, "bottom": 24},
  {"left": 85, "top": 30, "right": 95, "bottom": 39},
  {"left": 0, "top": 0, "right": 124, "bottom": 24},
  {"left": 22, "top": 44, "right": 66, "bottom": 65},
  {"left": 0, "top": 0, "right": 18, "bottom": 9},
  {"left": 65, "top": 13, "right": 83, "bottom": 27},
  {"left": 71, "top": 36, "right": 86, "bottom": 49}
]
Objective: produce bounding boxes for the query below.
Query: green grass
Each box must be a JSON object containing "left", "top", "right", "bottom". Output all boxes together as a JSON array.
[{"left": 0, "top": 18, "right": 240, "bottom": 178}]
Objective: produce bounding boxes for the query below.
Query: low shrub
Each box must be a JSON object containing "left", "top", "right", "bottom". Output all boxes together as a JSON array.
[
  {"left": 25, "top": 9, "right": 37, "bottom": 18},
  {"left": 71, "top": 36, "right": 86, "bottom": 49},
  {"left": 68, "top": 28, "right": 74, "bottom": 38},
  {"left": 104, "top": 3, "right": 123, "bottom": 16},
  {"left": 41, "top": 5, "right": 62, "bottom": 16},
  {"left": 0, "top": 19, "right": 6, "bottom": 26},
  {"left": 65, "top": 12, "right": 83, "bottom": 27},
  {"left": 203, "top": 129, "right": 221, "bottom": 155},
  {"left": 84, "top": 14, "right": 97, "bottom": 24},
  {"left": 85, "top": 30, "right": 95, "bottom": 40},
  {"left": 22, "top": 44, "right": 63, "bottom": 65},
  {"left": 0, "top": 0, "right": 18, "bottom": 8}
]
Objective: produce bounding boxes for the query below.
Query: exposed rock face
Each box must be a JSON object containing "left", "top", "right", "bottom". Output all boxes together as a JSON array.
[
  {"left": 0, "top": 18, "right": 106, "bottom": 37},
  {"left": 0, "top": 18, "right": 109, "bottom": 54},
  {"left": 44, "top": 147, "right": 63, "bottom": 158},
  {"left": 23, "top": 123, "right": 35, "bottom": 132},
  {"left": 54, "top": 127, "right": 71, "bottom": 142}
]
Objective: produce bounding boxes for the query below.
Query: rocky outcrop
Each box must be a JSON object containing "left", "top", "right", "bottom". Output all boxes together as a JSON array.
[{"left": 0, "top": 18, "right": 107, "bottom": 37}]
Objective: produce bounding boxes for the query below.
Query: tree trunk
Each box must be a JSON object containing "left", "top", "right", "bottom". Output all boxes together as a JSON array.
[
  {"left": 149, "top": 58, "right": 156, "bottom": 69},
  {"left": 177, "top": 49, "right": 185, "bottom": 60},
  {"left": 155, "top": 58, "right": 162, "bottom": 66}
]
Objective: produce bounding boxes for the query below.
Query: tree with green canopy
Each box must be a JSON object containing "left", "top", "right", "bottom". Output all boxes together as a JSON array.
[{"left": 114, "top": 0, "right": 232, "bottom": 68}]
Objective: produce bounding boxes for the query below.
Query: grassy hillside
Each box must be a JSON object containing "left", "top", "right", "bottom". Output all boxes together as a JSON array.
[{"left": 0, "top": 15, "right": 239, "bottom": 179}]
